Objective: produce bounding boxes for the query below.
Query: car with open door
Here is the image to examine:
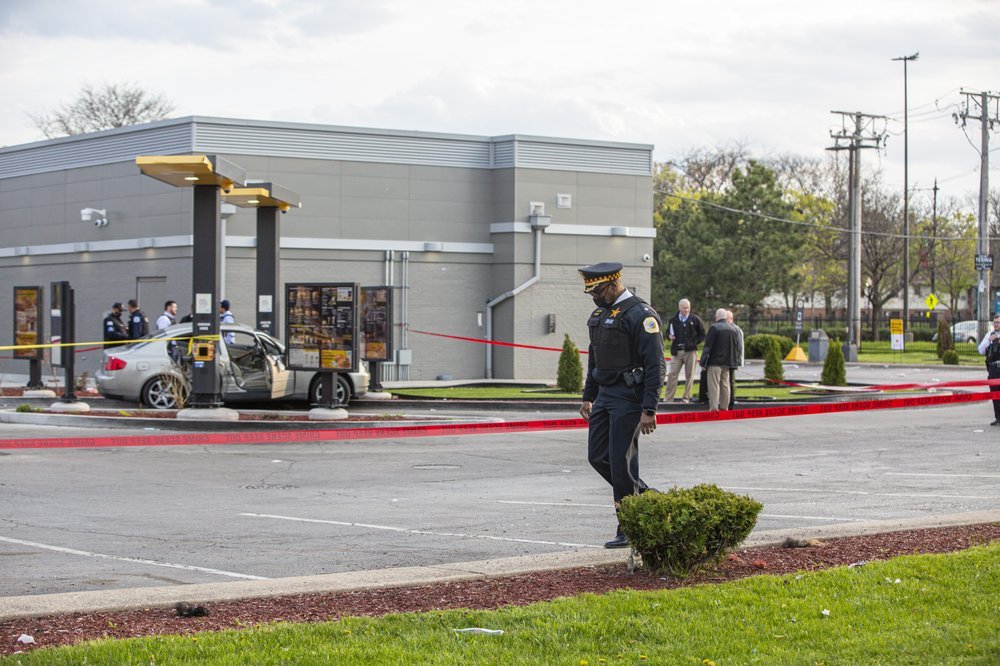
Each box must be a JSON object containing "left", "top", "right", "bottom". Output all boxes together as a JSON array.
[{"left": 96, "top": 323, "right": 368, "bottom": 409}]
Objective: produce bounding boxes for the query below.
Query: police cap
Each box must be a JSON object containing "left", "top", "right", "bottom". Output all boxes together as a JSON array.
[{"left": 578, "top": 262, "right": 623, "bottom": 293}]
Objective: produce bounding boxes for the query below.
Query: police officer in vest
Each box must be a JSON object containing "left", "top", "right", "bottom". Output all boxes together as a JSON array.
[
  {"left": 977, "top": 314, "right": 1000, "bottom": 426},
  {"left": 578, "top": 262, "right": 666, "bottom": 548},
  {"left": 103, "top": 302, "right": 129, "bottom": 347},
  {"left": 126, "top": 299, "right": 150, "bottom": 340}
]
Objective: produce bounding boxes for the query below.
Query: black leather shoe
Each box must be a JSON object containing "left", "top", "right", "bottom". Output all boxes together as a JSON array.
[
  {"left": 604, "top": 534, "right": 629, "bottom": 548},
  {"left": 991, "top": 420, "right": 1000, "bottom": 426}
]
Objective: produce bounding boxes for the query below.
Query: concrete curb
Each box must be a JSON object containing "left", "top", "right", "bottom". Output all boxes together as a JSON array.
[{"left": 2, "top": 510, "right": 996, "bottom": 621}]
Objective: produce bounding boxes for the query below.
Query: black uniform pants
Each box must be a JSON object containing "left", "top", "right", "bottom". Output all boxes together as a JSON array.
[
  {"left": 588, "top": 382, "right": 650, "bottom": 503},
  {"left": 989, "top": 363, "right": 1000, "bottom": 421}
]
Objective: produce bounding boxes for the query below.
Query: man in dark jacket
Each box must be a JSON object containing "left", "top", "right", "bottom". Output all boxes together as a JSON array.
[
  {"left": 578, "top": 261, "right": 665, "bottom": 548},
  {"left": 699, "top": 308, "right": 742, "bottom": 411},
  {"left": 663, "top": 298, "right": 706, "bottom": 402},
  {"left": 126, "top": 299, "right": 149, "bottom": 340},
  {"left": 103, "top": 302, "right": 129, "bottom": 347}
]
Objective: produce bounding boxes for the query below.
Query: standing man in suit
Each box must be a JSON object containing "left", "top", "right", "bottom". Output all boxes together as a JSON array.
[
  {"left": 699, "top": 308, "right": 742, "bottom": 412},
  {"left": 664, "top": 298, "right": 706, "bottom": 403}
]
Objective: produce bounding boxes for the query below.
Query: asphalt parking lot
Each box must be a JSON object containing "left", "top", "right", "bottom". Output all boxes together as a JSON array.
[{"left": 1, "top": 364, "right": 997, "bottom": 600}]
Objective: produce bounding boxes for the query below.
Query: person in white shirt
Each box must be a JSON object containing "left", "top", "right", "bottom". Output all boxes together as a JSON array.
[
  {"left": 155, "top": 300, "right": 178, "bottom": 331},
  {"left": 976, "top": 315, "right": 1000, "bottom": 426}
]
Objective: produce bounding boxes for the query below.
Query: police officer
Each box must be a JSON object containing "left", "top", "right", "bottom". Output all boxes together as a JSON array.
[
  {"left": 578, "top": 262, "right": 665, "bottom": 548},
  {"left": 977, "top": 314, "right": 1000, "bottom": 426},
  {"left": 103, "top": 302, "right": 129, "bottom": 347},
  {"left": 126, "top": 298, "right": 150, "bottom": 340}
]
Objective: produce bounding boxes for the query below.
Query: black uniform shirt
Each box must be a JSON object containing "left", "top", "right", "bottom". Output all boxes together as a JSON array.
[{"left": 583, "top": 292, "right": 665, "bottom": 412}]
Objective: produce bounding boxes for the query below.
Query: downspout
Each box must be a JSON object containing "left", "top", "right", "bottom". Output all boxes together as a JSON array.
[{"left": 486, "top": 214, "right": 548, "bottom": 378}]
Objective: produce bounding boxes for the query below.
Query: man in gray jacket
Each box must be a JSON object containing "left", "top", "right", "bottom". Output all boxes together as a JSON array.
[{"left": 699, "top": 308, "right": 742, "bottom": 412}]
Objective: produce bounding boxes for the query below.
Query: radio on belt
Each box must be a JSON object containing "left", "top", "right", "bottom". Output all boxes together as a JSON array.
[{"left": 192, "top": 341, "right": 215, "bottom": 362}]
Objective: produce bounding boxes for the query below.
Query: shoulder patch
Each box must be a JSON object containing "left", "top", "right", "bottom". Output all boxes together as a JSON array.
[{"left": 643, "top": 317, "right": 660, "bottom": 334}]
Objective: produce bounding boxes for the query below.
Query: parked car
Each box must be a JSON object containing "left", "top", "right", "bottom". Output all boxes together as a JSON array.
[
  {"left": 96, "top": 323, "right": 369, "bottom": 409},
  {"left": 950, "top": 320, "right": 979, "bottom": 344}
]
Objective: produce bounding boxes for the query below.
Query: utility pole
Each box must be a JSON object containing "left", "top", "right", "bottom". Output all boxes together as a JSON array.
[
  {"left": 827, "top": 111, "right": 888, "bottom": 361},
  {"left": 956, "top": 89, "right": 1000, "bottom": 339},
  {"left": 893, "top": 53, "right": 918, "bottom": 339},
  {"left": 930, "top": 178, "right": 938, "bottom": 296}
]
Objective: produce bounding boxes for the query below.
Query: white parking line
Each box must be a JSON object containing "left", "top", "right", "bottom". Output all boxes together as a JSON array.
[
  {"left": 497, "top": 500, "right": 610, "bottom": 508},
  {"left": 496, "top": 500, "right": 862, "bottom": 522},
  {"left": 241, "top": 512, "right": 602, "bottom": 549},
  {"left": 884, "top": 472, "right": 1000, "bottom": 479},
  {"left": 0, "top": 535, "right": 268, "bottom": 580},
  {"left": 724, "top": 486, "right": 994, "bottom": 500}
]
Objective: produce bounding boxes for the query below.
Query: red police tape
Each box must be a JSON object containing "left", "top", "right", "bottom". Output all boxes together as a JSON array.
[{"left": 2, "top": 383, "right": 997, "bottom": 451}]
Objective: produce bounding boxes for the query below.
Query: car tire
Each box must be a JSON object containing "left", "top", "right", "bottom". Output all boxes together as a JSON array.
[
  {"left": 309, "top": 374, "right": 351, "bottom": 407},
  {"left": 141, "top": 375, "right": 189, "bottom": 410},
  {"left": 968, "top": 336, "right": 977, "bottom": 344}
]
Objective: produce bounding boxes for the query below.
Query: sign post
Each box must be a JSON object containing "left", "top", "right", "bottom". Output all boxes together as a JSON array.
[{"left": 890, "top": 318, "right": 905, "bottom": 352}]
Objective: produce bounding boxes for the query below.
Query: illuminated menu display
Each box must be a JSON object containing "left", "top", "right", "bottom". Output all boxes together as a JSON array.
[
  {"left": 285, "top": 283, "right": 358, "bottom": 371},
  {"left": 360, "top": 286, "right": 392, "bottom": 362},
  {"left": 13, "top": 286, "right": 43, "bottom": 360}
]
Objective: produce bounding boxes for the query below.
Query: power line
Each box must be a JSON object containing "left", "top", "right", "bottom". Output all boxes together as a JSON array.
[{"left": 657, "top": 190, "right": 982, "bottom": 242}]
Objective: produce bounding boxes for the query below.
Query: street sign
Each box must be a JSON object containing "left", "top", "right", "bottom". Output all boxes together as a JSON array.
[
  {"left": 890, "top": 318, "right": 904, "bottom": 351},
  {"left": 924, "top": 293, "right": 939, "bottom": 310},
  {"left": 975, "top": 254, "right": 993, "bottom": 271}
]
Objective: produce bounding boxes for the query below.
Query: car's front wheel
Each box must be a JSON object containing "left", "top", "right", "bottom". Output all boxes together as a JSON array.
[
  {"left": 141, "top": 375, "right": 189, "bottom": 410},
  {"left": 308, "top": 374, "right": 351, "bottom": 407}
]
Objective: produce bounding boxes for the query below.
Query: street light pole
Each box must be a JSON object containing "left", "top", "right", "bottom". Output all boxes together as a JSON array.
[{"left": 893, "top": 52, "right": 918, "bottom": 338}]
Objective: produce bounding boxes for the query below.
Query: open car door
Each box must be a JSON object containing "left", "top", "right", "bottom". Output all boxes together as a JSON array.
[{"left": 259, "top": 334, "right": 293, "bottom": 399}]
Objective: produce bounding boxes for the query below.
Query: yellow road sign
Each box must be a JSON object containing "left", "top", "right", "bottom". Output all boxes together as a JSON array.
[{"left": 925, "top": 293, "right": 939, "bottom": 310}]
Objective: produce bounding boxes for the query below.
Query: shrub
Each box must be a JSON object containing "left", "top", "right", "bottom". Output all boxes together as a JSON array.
[
  {"left": 618, "top": 484, "right": 762, "bottom": 577},
  {"left": 556, "top": 333, "right": 583, "bottom": 393},
  {"left": 936, "top": 319, "right": 953, "bottom": 358},
  {"left": 744, "top": 334, "right": 794, "bottom": 359},
  {"left": 15, "top": 404, "right": 41, "bottom": 413},
  {"left": 821, "top": 339, "right": 847, "bottom": 386},
  {"left": 763, "top": 338, "right": 784, "bottom": 383},
  {"left": 942, "top": 349, "right": 960, "bottom": 365}
]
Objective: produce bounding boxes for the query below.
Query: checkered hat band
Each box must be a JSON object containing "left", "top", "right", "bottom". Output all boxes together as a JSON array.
[{"left": 581, "top": 271, "right": 621, "bottom": 289}]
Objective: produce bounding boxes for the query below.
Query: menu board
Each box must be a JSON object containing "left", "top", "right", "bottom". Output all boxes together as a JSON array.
[
  {"left": 285, "top": 283, "right": 358, "bottom": 371},
  {"left": 360, "top": 286, "right": 393, "bottom": 362},
  {"left": 13, "top": 286, "right": 43, "bottom": 360}
]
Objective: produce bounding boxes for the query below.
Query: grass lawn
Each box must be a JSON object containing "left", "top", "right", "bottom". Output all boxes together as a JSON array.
[
  {"left": 389, "top": 382, "right": 900, "bottom": 401},
  {"left": 11, "top": 543, "right": 998, "bottom": 664}
]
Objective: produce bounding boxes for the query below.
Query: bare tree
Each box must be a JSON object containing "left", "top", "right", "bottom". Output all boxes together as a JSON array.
[{"left": 29, "top": 82, "right": 175, "bottom": 138}]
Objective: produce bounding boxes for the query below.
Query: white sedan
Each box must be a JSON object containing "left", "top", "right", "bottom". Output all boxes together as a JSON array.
[{"left": 96, "top": 323, "right": 369, "bottom": 409}]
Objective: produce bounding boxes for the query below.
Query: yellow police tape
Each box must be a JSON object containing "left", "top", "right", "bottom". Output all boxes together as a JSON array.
[{"left": 0, "top": 335, "right": 222, "bottom": 352}]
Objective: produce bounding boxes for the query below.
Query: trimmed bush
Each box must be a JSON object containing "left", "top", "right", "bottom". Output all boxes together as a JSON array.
[
  {"left": 744, "top": 334, "right": 794, "bottom": 359},
  {"left": 618, "top": 484, "right": 762, "bottom": 577},
  {"left": 942, "top": 349, "right": 960, "bottom": 365},
  {"left": 936, "top": 319, "right": 953, "bottom": 358},
  {"left": 556, "top": 333, "right": 583, "bottom": 393},
  {"left": 821, "top": 339, "right": 847, "bottom": 386},
  {"left": 763, "top": 337, "right": 784, "bottom": 383}
]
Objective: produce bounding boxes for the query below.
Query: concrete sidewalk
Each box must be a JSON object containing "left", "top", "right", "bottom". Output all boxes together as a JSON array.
[{"left": 2, "top": 510, "right": 997, "bottom": 621}]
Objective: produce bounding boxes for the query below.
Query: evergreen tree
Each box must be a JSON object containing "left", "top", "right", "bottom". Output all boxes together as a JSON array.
[
  {"left": 821, "top": 340, "right": 847, "bottom": 386},
  {"left": 557, "top": 334, "right": 584, "bottom": 393},
  {"left": 936, "top": 319, "right": 952, "bottom": 358},
  {"left": 763, "top": 338, "right": 784, "bottom": 383}
]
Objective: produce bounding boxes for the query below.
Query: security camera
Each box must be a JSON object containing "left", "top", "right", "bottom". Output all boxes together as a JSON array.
[
  {"left": 81, "top": 207, "right": 107, "bottom": 224},
  {"left": 642, "top": 253, "right": 652, "bottom": 262}
]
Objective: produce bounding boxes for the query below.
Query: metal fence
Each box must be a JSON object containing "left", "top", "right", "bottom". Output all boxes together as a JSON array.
[{"left": 748, "top": 314, "right": 980, "bottom": 357}]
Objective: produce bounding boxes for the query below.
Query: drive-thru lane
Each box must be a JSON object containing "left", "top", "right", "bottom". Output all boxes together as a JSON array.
[{"left": 1, "top": 392, "right": 997, "bottom": 598}]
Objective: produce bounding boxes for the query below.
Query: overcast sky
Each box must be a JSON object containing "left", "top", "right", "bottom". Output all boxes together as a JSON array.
[{"left": 1, "top": 0, "right": 997, "bottom": 204}]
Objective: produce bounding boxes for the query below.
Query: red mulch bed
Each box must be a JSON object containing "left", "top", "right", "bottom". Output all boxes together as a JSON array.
[{"left": 3, "top": 523, "right": 997, "bottom": 656}]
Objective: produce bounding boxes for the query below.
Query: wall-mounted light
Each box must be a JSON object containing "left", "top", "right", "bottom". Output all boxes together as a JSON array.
[
  {"left": 610, "top": 226, "right": 628, "bottom": 236},
  {"left": 423, "top": 242, "right": 445, "bottom": 252}
]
